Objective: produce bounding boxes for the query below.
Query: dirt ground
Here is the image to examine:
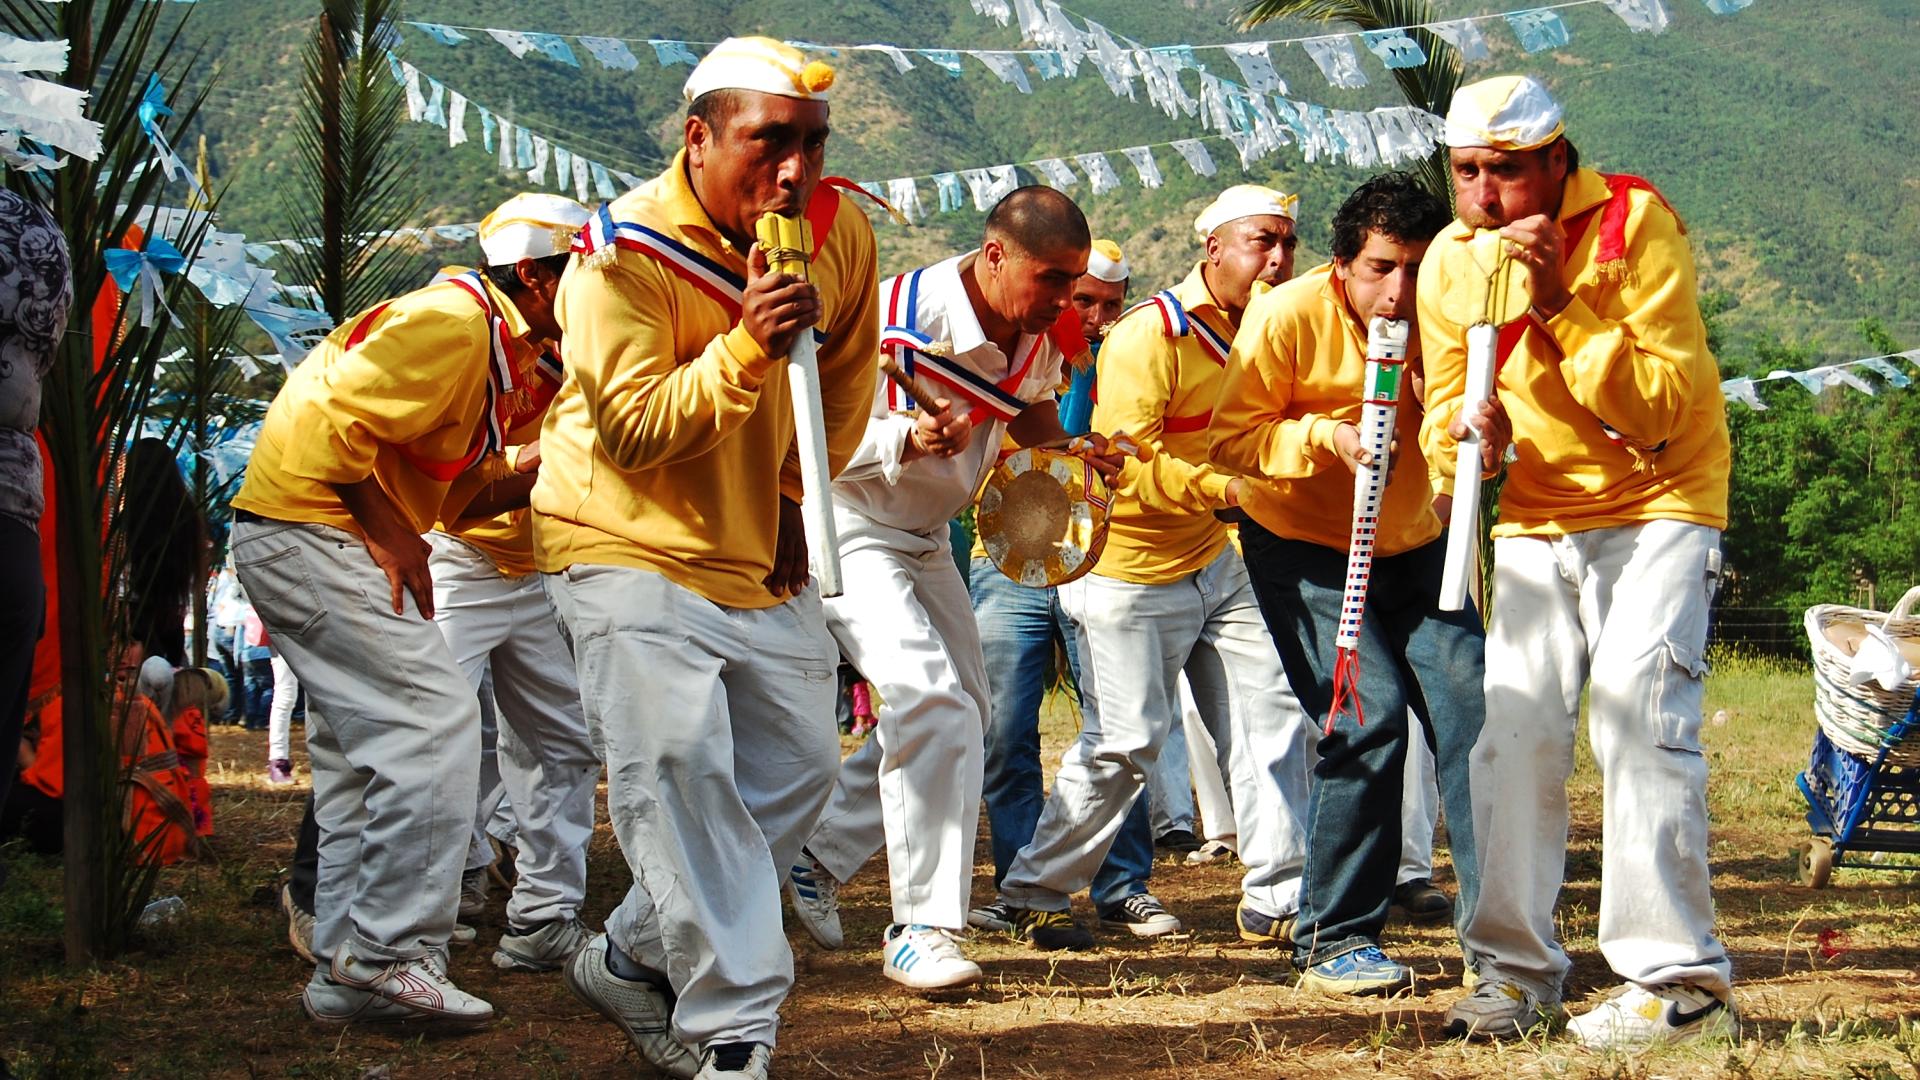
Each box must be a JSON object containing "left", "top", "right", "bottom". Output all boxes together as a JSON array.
[{"left": 3, "top": 656, "right": 1919, "bottom": 1079}]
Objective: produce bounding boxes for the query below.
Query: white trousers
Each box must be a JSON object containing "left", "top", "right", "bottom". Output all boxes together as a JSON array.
[
  {"left": 267, "top": 652, "right": 299, "bottom": 762},
  {"left": 1002, "top": 546, "right": 1314, "bottom": 917},
  {"left": 429, "top": 533, "right": 599, "bottom": 927},
  {"left": 546, "top": 565, "right": 840, "bottom": 1049},
  {"left": 1399, "top": 723, "right": 1438, "bottom": 884},
  {"left": 231, "top": 519, "right": 479, "bottom": 964},
  {"left": 806, "top": 517, "right": 989, "bottom": 931},
  {"left": 1463, "top": 519, "right": 1731, "bottom": 998},
  {"left": 1179, "top": 676, "right": 1244, "bottom": 847}
]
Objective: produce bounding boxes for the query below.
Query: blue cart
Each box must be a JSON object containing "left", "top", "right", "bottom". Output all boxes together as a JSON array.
[{"left": 1795, "top": 689, "right": 1920, "bottom": 886}]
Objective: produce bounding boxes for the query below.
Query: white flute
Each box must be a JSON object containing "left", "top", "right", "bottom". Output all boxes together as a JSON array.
[
  {"left": 1438, "top": 322, "right": 1497, "bottom": 611},
  {"left": 787, "top": 331, "right": 842, "bottom": 597},
  {"left": 759, "top": 212, "right": 843, "bottom": 598}
]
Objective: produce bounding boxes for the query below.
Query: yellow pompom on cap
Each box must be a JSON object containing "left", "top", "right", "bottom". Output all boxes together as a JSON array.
[{"left": 800, "top": 61, "right": 836, "bottom": 94}]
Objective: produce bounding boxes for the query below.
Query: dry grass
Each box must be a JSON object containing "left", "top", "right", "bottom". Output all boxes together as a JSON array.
[{"left": 4, "top": 652, "right": 1919, "bottom": 1078}]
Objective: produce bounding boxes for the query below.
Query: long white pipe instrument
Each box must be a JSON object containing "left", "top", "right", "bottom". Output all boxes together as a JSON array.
[
  {"left": 1325, "top": 316, "right": 1409, "bottom": 733},
  {"left": 757, "top": 211, "right": 842, "bottom": 598},
  {"left": 1437, "top": 230, "right": 1531, "bottom": 612}
]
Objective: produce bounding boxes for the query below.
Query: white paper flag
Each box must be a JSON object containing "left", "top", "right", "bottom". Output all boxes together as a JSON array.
[
  {"left": 1601, "top": 0, "right": 1671, "bottom": 33},
  {"left": 1224, "top": 42, "right": 1286, "bottom": 94},
  {"left": 495, "top": 118, "right": 515, "bottom": 173},
  {"left": 1031, "top": 157, "right": 1078, "bottom": 188},
  {"left": 1171, "top": 139, "right": 1217, "bottom": 177},
  {"left": 1075, "top": 152, "right": 1122, "bottom": 195},
  {"left": 1301, "top": 37, "right": 1367, "bottom": 89},
  {"left": 447, "top": 91, "right": 468, "bottom": 146},
  {"left": 1428, "top": 19, "right": 1491, "bottom": 62},
  {"left": 527, "top": 134, "right": 549, "bottom": 185},
  {"left": 572, "top": 152, "right": 591, "bottom": 202},
  {"left": 400, "top": 62, "right": 426, "bottom": 120},
  {"left": 485, "top": 29, "right": 538, "bottom": 59},
  {"left": 1120, "top": 145, "right": 1163, "bottom": 188},
  {"left": 552, "top": 145, "right": 573, "bottom": 191},
  {"left": 887, "top": 177, "right": 926, "bottom": 224},
  {"left": 970, "top": 0, "right": 1013, "bottom": 26},
  {"left": 974, "top": 51, "right": 1034, "bottom": 93}
]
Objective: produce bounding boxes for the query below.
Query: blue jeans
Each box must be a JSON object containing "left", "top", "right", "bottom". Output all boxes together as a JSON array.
[
  {"left": 1240, "top": 524, "right": 1484, "bottom": 968},
  {"left": 242, "top": 649, "right": 274, "bottom": 727},
  {"left": 970, "top": 557, "right": 1153, "bottom": 909}
]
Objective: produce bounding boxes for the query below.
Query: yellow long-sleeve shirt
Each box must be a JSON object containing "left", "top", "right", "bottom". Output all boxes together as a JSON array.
[
  {"left": 1417, "top": 167, "right": 1730, "bottom": 536},
  {"left": 232, "top": 272, "right": 542, "bottom": 535},
  {"left": 531, "top": 153, "right": 880, "bottom": 608},
  {"left": 1210, "top": 266, "right": 1442, "bottom": 557},
  {"left": 440, "top": 438, "right": 543, "bottom": 576},
  {"left": 1090, "top": 264, "right": 1237, "bottom": 585}
]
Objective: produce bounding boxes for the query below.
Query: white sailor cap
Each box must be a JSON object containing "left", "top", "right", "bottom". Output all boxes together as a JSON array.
[
  {"left": 1085, "top": 238, "right": 1129, "bottom": 283},
  {"left": 1194, "top": 184, "right": 1299, "bottom": 238},
  {"left": 684, "top": 36, "right": 836, "bottom": 104},
  {"left": 478, "top": 193, "right": 592, "bottom": 267},
  {"left": 1444, "top": 74, "right": 1565, "bottom": 151}
]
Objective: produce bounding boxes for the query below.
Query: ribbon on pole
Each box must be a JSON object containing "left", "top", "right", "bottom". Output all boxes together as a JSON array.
[{"left": 104, "top": 235, "right": 189, "bottom": 327}]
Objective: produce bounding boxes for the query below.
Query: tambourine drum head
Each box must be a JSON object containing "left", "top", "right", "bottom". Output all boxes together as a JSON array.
[{"left": 977, "top": 449, "right": 1110, "bottom": 588}]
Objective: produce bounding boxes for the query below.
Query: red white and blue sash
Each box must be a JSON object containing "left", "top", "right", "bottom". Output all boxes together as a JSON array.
[
  {"left": 358, "top": 270, "right": 524, "bottom": 482},
  {"left": 881, "top": 265, "right": 1038, "bottom": 425},
  {"left": 1112, "top": 287, "right": 1230, "bottom": 434},
  {"left": 573, "top": 205, "right": 748, "bottom": 318}
]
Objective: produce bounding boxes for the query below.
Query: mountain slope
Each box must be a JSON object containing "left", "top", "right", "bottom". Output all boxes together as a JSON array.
[{"left": 172, "top": 0, "right": 1916, "bottom": 354}]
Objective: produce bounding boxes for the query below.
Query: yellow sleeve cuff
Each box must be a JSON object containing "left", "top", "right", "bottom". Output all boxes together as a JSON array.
[
  {"left": 723, "top": 323, "right": 777, "bottom": 385},
  {"left": 1200, "top": 472, "right": 1232, "bottom": 505},
  {"left": 1306, "top": 415, "right": 1342, "bottom": 456}
]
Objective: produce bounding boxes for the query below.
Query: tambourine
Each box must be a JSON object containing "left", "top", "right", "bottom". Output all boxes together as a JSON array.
[{"left": 976, "top": 448, "right": 1111, "bottom": 588}]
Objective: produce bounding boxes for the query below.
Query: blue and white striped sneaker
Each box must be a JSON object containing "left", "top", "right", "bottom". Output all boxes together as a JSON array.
[
  {"left": 1297, "top": 944, "right": 1411, "bottom": 996},
  {"left": 882, "top": 924, "right": 982, "bottom": 990},
  {"left": 786, "top": 849, "right": 843, "bottom": 949}
]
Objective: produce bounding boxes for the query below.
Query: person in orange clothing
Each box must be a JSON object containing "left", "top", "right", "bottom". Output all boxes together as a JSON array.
[
  {"left": 167, "top": 667, "right": 227, "bottom": 837},
  {"left": 1416, "top": 75, "right": 1736, "bottom": 1050},
  {"left": 1210, "top": 172, "right": 1502, "bottom": 996}
]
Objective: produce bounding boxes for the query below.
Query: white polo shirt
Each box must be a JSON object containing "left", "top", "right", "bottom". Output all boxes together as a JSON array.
[{"left": 833, "top": 251, "right": 1065, "bottom": 536}]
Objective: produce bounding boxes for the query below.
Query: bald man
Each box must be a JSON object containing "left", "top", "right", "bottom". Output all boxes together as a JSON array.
[{"left": 786, "top": 187, "right": 1128, "bottom": 985}]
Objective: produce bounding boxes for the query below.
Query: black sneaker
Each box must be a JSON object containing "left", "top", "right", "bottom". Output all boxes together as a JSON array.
[
  {"left": 1390, "top": 878, "right": 1454, "bottom": 925},
  {"left": 967, "top": 899, "right": 1016, "bottom": 933},
  {"left": 1154, "top": 828, "right": 1202, "bottom": 853},
  {"left": 1097, "top": 893, "right": 1184, "bottom": 938},
  {"left": 1011, "top": 907, "right": 1094, "bottom": 951}
]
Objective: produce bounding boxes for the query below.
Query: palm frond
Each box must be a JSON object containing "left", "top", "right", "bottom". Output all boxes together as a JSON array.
[
  {"left": 1237, "top": 0, "right": 1460, "bottom": 198},
  {"left": 277, "top": 0, "right": 423, "bottom": 324}
]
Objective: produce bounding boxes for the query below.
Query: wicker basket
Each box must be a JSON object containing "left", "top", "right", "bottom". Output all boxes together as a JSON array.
[{"left": 1805, "top": 587, "right": 1920, "bottom": 767}]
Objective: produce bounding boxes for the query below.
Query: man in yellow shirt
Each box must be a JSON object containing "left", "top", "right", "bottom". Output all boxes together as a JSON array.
[
  {"left": 415, "top": 195, "right": 604, "bottom": 978},
  {"left": 1210, "top": 172, "right": 1494, "bottom": 996},
  {"left": 231, "top": 192, "right": 582, "bottom": 1029},
  {"left": 994, "top": 186, "right": 1314, "bottom": 949},
  {"left": 531, "top": 39, "right": 878, "bottom": 1080},
  {"left": 1417, "top": 75, "right": 1735, "bottom": 1050}
]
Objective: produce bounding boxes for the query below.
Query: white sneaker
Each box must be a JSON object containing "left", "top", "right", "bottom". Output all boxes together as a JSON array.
[
  {"left": 329, "top": 944, "right": 494, "bottom": 1026},
  {"left": 1567, "top": 983, "right": 1738, "bottom": 1051},
  {"left": 564, "top": 933, "right": 699, "bottom": 1079},
  {"left": 1185, "top": 840, "right": 1236, "bottom": 866},
  {"left": 494, "top": 916, "right": 591, "bottom": 972},
  {"left": 786, "top": 850, "right": 843, "bottom": 949},
  {"left": 302, "top": 967, "right": 459, "bottom": 1027},
  {"left": 882, "top": 924, "right": 983, "bottom": 990},
  {"left": 696, "top": 1043, "right": 772, "bottom": 1079}
]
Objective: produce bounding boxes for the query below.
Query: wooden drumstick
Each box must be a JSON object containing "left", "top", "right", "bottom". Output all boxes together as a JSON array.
[{"left": 878, "top": 354, "right": 945, "bottom": 411}]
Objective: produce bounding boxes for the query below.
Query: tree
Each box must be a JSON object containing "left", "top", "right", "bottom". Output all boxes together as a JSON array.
[
  {"left": 3, "top": 0, "right": 216, "bottom": 962},
  {"left": 1237, "top": 0, "right": 1460, "bottom": 198}
]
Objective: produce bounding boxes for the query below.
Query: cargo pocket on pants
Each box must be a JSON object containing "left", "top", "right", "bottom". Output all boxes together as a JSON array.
[{"left": 1652, "top": 636, "right": 1710, "bottom": 753}]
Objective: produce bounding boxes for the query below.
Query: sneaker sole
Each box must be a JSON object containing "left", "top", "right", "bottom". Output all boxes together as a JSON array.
[
  {"left": 885, "top": 962, "right": 984, "bottom": 990},
  {"left": 303, "top": 992, "right": 491, "bottom": 1030},
  {"left": 966, "top": 914, "right": 1015, "bottom": 933},
  {"left": 1098, "top": 917, "right": 1184, "bottom": 938},
  {"left": 1297, "top": 970, "right": 1411, "bottom": 996},
  {"left": 784, "top": 883, "right": 845, "bottom": 950},
  {"left": 493, "top": 948, "right": 567, "bottom": 973},
  {"left": 1235, "top": 917, "right": 1294, "bottom": 947},
  {"left": 563, "top": 952, "right": 699, "bottom": 1080}
]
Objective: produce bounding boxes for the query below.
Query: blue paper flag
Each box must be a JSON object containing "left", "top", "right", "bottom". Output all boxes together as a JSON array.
[
  {"left": 1506, "top": 10, "right": 1572, "bottom": 53},
  {"left": 408, "top": 22, "right": 469, "bottom": 47},
  {"left": 919, "top": 49, "right": 965, "bottom": 78},
  {"left": 580, "top": 37, "right": 641, "bottom": 70},
  {"left": 1360, "top": 29, "right": 1428, "bottom": 69},
  {"left": 1031, "top": 50, "right": 1066, "bottom": 81},
  {"left": 1701, "top": 0, "right": 1753, "bottom": 12},
  {"left": 527, "top": 33, "right": 580, "bottom": 68},
  {"left": 648, "top": 39, "right": 700, "bottom": 67},
  {"left": 515, "top": 126, "right": 535, "bottom": 170},
  {"left": 480, "top": 108, "right": 497, "bottom": 153},
  {"left": 423, "top": 77, "right": 447, "bottom": 127},
  {"left": 932, "top": 172, "right": 966, "bottom": 212}
]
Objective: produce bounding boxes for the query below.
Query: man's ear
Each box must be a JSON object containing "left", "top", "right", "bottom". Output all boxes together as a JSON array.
[
  {"left": 685, "top": 114, "right": 709, "bottom": 169},
  {"left": 981, "top": 237, "right": 1005, "bottom": 277},
  {"left": 1204, "top": 232, "right": 1222, "bottom": 267},
  {"left": 1332, "top": 256, "right": 1352, "bottom": 283}
]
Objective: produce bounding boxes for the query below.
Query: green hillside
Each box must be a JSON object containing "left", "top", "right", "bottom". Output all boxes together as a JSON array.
[{"left": 172, "top": 0, "right": 1915, "bottom": 355}]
